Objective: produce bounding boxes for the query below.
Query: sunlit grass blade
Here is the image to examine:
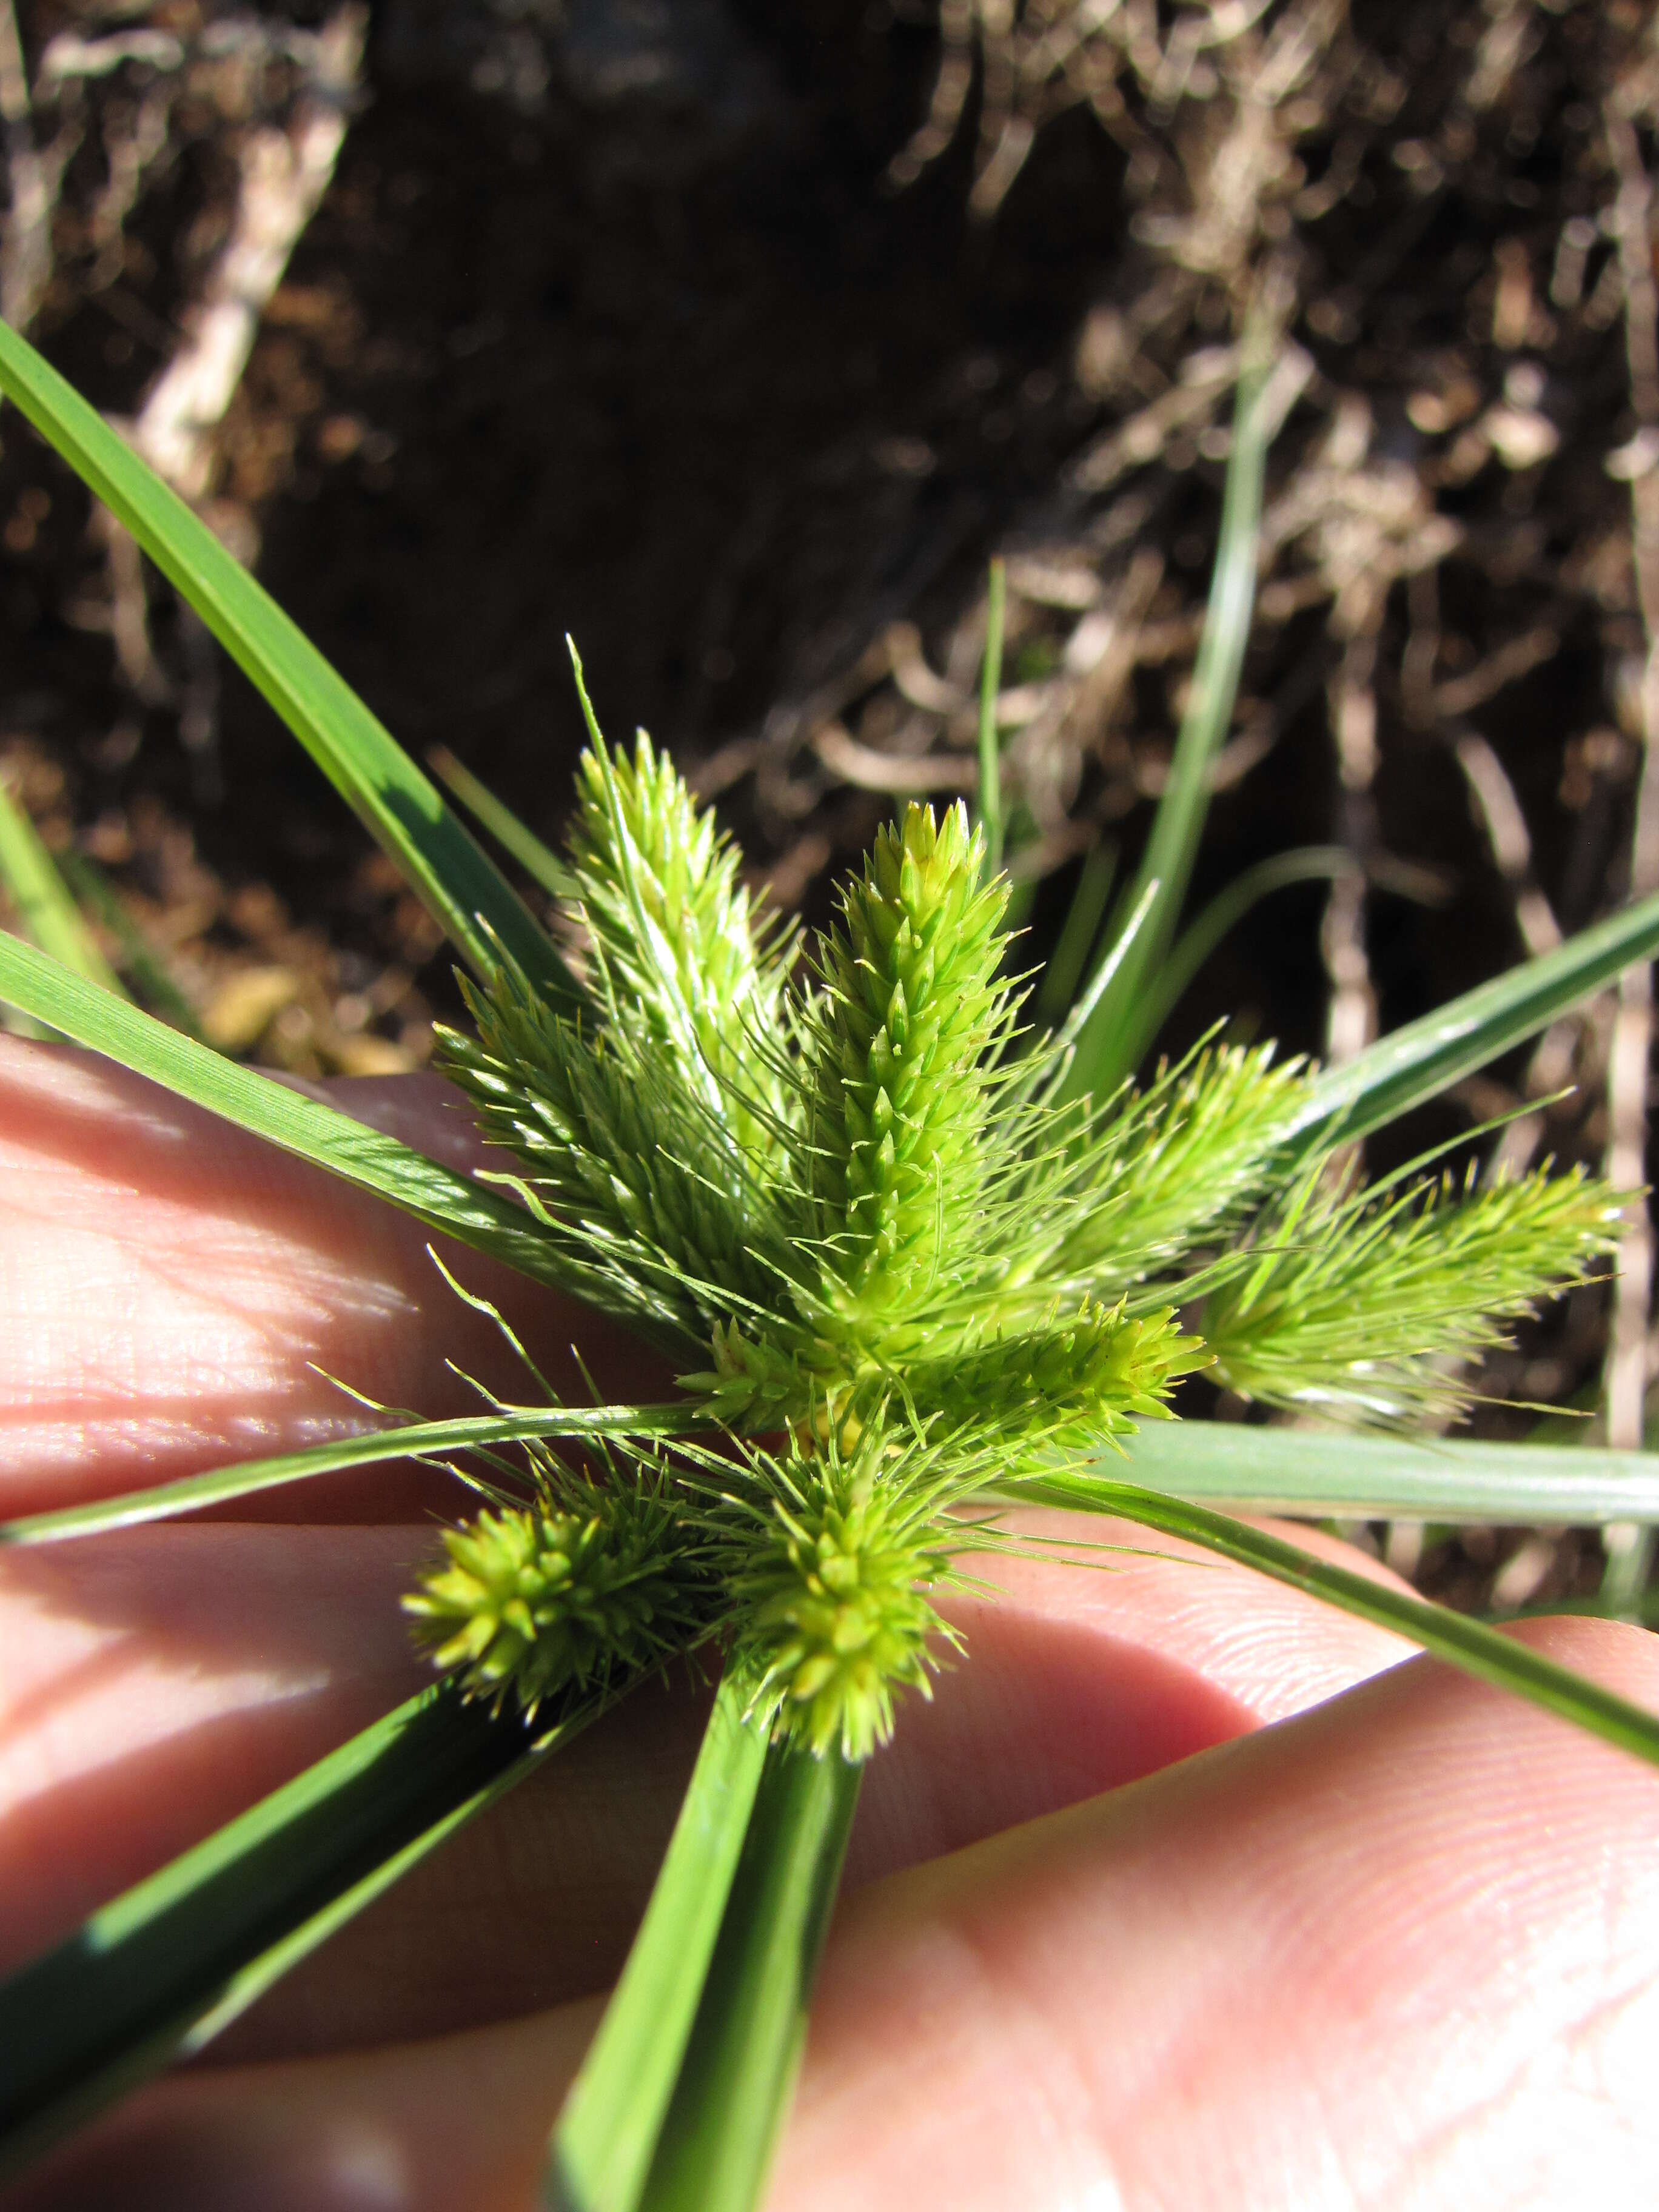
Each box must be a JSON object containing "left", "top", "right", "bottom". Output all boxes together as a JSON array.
[
  {"left": 1113, "top": 1421, "right": 1659, "bottom": 1523},
  {"left": 1060, "top": 347, "right": 1277, "bottom": 1102},
  {"left": 0, "top": 773, "right": 125, "bottom": 997},
  {"left": 550, "top": 1677, "right": 769, "bottom": 2212},
  {"left": 1031, "top": 842, "right": 1116, "bottom": 1028},
  {"left": 1020, "top": 1470, "right": 1659, "bottom": 1769},
  {"left": 429, "top": 744, "right": 579, "bottom": 900},
  {"left": 0, "top": 931, "right": 579, "bottom": 1289},
  {"left": 0, "top": 317, "right": 573, "bottom": 1001},
  {"left": 55, "top": 850, "right": 204, "bottom": 1034},
  {"left": 974, "top": 557, "right": 1008, "bottom": 876},
  {"left": 636, "top": 1742, "right": 862, "bottom": 2212},
  {"left": 1119, "top": 846, "right": 1357, "bottom": 1068},
  {"left": 1287, "top": 888, "right": 1659, "bottom": 1154},
  {"left": 0, "top": 1683, "right": 575, "bottom": 2186},
  {"left": 0, "top": 1404, "right": 706, "bottom": 1545}
]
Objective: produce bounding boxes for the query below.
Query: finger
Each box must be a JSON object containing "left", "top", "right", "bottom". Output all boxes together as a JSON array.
[
  {"left": 781, "top": 1613, "right": 1659, "bottom": 2212},
  {"left": 0, "top": 1044, "right": 661, "bottom": 1518},
  {"left": 0, "top": 1522, "right": 698, "bottom": 2023},
  {"left": 846, "top": 1505, "right": 1411, "bottom": 1881},
  {"left": 0, "top": 2006, "right": 596, "bottom": 2212},
  {"left": 13, "top": 1615, "right": 1658, "bottom": 2212},
  {"left": 1, "top": 1506, "right": 1408, "bottom": 2059}
]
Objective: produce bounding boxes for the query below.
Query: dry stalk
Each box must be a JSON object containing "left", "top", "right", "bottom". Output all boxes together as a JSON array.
[
  {"left": 1600, "top": 95, "right": 1659, "bottom": 1607},
  {"left": 130, "top": 8, "right": 365, "bottom": 498},
  {"left": 0, "top": 0, "right": 56, "bottom": 330}
]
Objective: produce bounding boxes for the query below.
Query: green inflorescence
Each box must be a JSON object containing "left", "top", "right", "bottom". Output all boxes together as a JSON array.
[
  {"left": 797, "top": 803, "right": 1013, "bottom": 1324},
  {"left": 411, "top": 718, "right": 1624, "bottom": 1764},
  {"left": 405, "top": 1481, "right": 711, "bottom": 1718},
  {"left": 728, "top": 1439, "right": 956, "bottom": 1763}
]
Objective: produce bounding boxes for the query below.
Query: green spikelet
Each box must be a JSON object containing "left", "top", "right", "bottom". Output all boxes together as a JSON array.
[
  {"left": 910, "top": 1299, "right": 1207, "bottom": 1456},
  {"left": 731, "top": 1446, "right": 954, "bottom": 1761},
  {"left": 800, "top": 801, "right": 1011, "bottom": 1330},
  {"left": 568, "top": 732, "right": 788, "bottom": 1149},
  {"left": 436, "top": 947, "right": 784, "bottom": 1347},
  {"left": 405, "top": 1487, "right": 708, "bottom": 1718},
  {"left": 1203, "top": 1161, "right": 1625, "bottom": 1424}
]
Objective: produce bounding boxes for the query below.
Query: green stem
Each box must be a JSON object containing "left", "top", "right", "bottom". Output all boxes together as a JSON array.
[{"left": 636, "top": 1742, "right": 863, "bottom": 2212}]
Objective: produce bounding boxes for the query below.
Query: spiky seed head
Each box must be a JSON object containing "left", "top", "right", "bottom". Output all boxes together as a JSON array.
[
  {"left": 566, "top": 733, "right": 789, "bottom": 1152},
  {"left": 732, "top": 1455, "right": 954, "bottom": 1762},
  {"left": 405, "top": 1490, "right": 706, "bottom": 1718},
  {"left": 912, "top": 1299, "right": 1207, "bottom": 1454},
  {"left": 803, "top": 802, "right": 1012, "bottom": 1330}
]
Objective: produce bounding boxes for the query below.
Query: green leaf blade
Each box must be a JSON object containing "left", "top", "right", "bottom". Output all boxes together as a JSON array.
[
  {"left": 974, "top": 558, "right": 1007, "bottom": 876},
  {"left": 1289, "top": 890, "right": 1659, "bottom": 1153},
  {"left": 550, "top": 1678, "right": 769, "bottom": 2212},
  {"left": 0, "top": 931, "right": 577, "bottom": 1287},
  {"left": 1021, "top": 1470, "right": 1659, "bottom": 1771},
  {"left": 0, "top": 318, "right": 572, "bottom": 1001},
  {"left": 0, "top": 1686, "right": 558, "bottom": 2186},
  {"left": 633, "top": 1743, "right": 862, "bottom": 2212},
  {"left": 1062, "top": 347, "right": 1279, "bottom": 1099},
  {"left": 429, "top": 745, "right": 580, "bottom": 899},
  {"left": 1113, "top": 1422, "right": 1659, "bottom": 1523},
  {"left": 0, "top": 775, "right": 126, "bottom": 999},
  {"left": 0, "top": 1404, "right": 707, "bottom": 1546}
]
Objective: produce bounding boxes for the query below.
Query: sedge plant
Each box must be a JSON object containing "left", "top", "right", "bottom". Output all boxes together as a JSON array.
[{"left": 1, "top": 315, "right": 1658, "bottom": 2212}]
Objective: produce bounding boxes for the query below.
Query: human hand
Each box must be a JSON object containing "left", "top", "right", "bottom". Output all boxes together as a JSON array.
[{"left": 2, "top": 1038, "right": 1656, "bottom": 2211}]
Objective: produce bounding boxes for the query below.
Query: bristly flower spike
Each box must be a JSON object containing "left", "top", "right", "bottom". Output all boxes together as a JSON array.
[{"left": 413, "top": 687, "right": 1628, "bottom": 1758}]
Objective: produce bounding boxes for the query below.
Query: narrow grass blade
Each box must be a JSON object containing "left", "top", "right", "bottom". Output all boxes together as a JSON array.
[
  {"left": 1032, "top": 842, "right": 1116, "bottom": 1029},
  {"left": 55, "top": 850, "right": 203, "bottom": 1034},
  {"left": 1120, "top": 846, "right": 1357, "bottom": 1067},
  {"left": 0, "top": 318, "right": 572, "bottom": 1000},
  {"left": 429, "top": 745, "right": 578, "bottom": 900},
  {"left": 550, "top": 1678, "right": 769, "bottom": 2212},
  {"left": 0, "top": 931, "right": 586, "bottom": 1285},
  {"left": 1, "top": 1404, "right": 706, "bottom": 1545},
  {"left": 1113, "top": 1421, "right": 1659, "bottom": 1524},
  {"left": 1021, "top": 1470, "right": 1659, "bottom": 1769},
  {"left": 636, "top": 1742, "right": 862, "bottom": 2212},
  {"left": 1061, "top": 350, "right": 1276, "bottom": 1101},
  {"left": 1287, "top": 890, "right": 1659, "bottom": 1153},
  {"left": 0, "top": 1683, "right": 574, "bottom": 2185},
  {"left": 0, "top": 774, "right": 125, "bottom": 997},
  {"left": 975, "top": 558, "right": 1008, "bottom": 876}
]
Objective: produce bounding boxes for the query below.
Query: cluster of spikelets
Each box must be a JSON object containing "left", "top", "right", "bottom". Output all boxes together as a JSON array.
[{"left": 406, "top": 727, "right": 1624, "bottom": 1761}]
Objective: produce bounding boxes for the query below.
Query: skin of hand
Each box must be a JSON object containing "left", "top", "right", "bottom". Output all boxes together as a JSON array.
[{"left": 1, "top": 1036, "right": 1657, "bottom": 2212}]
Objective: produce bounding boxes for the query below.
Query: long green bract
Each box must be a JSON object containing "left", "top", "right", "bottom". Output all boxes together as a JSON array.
[
  {"left": 1288, "top": 890, "right": 1659, "bottom": 1152},
  {"left": 1114, "top": 1422, "right": 1659, "bottom": 1523},
  {"left": 635, "top": 1741, "right": 863, "bottom": 2212},
  {"left": 0, "top": 1684, "right": 572, "bottom": 2185},
  {"left": 1021, "top": 1470, "right": 1659, "bottom": 1769},
  {"left": 0, "top": 317, "right": 572, "bottom": 1000},
  {"left": 550, "top": 1677, "right": 769, "bottom": 2212},
  {"left": 0, "top": 932, "right": 575, "bottom": 1287},
  {"left": 0, "top": 1405, "right": 708, "bottom": 1545}
]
